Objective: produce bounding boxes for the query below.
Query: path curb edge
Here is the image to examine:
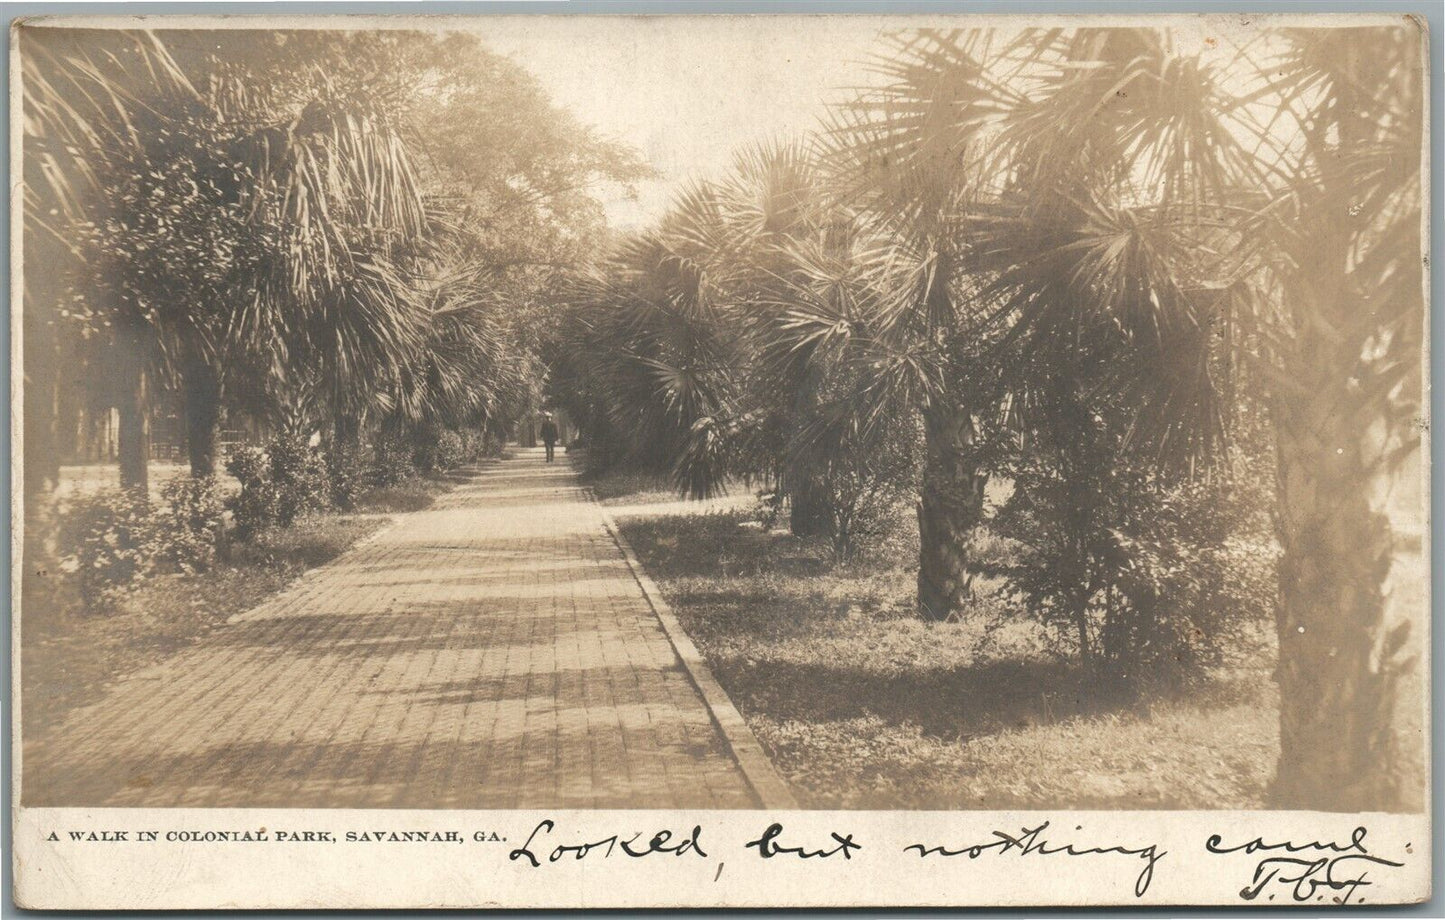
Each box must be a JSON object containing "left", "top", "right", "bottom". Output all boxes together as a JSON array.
[{"left": 592, "top": 495, "right": 799, "bottom": 810}]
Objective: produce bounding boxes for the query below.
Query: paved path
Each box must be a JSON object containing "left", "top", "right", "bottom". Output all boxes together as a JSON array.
[{"left": 24, "top": 449, "right": 765, "bottom": 808}]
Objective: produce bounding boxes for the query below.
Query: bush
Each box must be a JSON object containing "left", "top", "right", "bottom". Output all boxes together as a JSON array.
[
  {"left": 1103, "top": 475, "right": 1275, "bottom": 684},
  {"left": 156, "top": 476, "right": 226, "bottom": 572},
  {"left": 409, "top": 427, "right": 469, "bottom": 473},
  {"left": 434, "top": 429, "right": 467, "bottom": 470},
  {"left": 459, "top": 430, "right": 501, "bottom": 463},
  {"left": 64, "top": 478, "right": 227, "bottom": 608},
  {"left": 384, "top": 425, "right": 483, "bottom": 475},
  {"left": 820, "top": 411, "right": 922, "bottom": 565},
  {"left": 268, "top": 434, "right": 332, "bottom": 524},
  {"left": 327, "top": 439, "right": 368, "bottom": 510},
  {"left": 991, "top": 439, "right": 1275, "bottom": 689},
  {"left": 65, "top": 489, "right": 162, "bottom": 607},
  {"left": 226, "top": 435, "right": 332, "bottom": 540},
  {"left": 226, "top": 446, "right": 279, "bottom": 542},
  {"left": 368, "top": 432, "right": 417, "bottom": 487}
]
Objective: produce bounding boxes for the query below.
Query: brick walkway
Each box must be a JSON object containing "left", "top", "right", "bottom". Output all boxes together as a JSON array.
[{"left": 23, "top": 449, "right": 764, "bottom": 808}]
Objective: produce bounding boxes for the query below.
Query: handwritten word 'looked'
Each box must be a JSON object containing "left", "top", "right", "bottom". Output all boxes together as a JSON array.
[{"left": 508, "top": 819, "right": 707, "bottom": 868}]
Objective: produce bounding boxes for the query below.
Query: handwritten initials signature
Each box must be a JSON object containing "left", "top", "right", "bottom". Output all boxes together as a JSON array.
[{"left": 1205, "top": 827, "right": 1404, "bottom": 905}]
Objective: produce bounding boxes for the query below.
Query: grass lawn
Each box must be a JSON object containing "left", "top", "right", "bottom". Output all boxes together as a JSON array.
[
  {"left": 20, "top": 473, "right": 459, "bottom": 743},
  {"left": 593, "top": 466, "right": 1285, "bottom": 810}
]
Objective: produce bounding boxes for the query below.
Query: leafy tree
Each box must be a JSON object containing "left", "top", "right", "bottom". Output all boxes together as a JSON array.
[
  {"left": 23, "top": 27, "right": 647, "bottom": 493},
  {"left": 22, "top": 29, "right": 428, "bottom": 488}
]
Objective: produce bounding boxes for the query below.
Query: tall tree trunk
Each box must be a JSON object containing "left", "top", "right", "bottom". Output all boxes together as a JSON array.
[
  {"left": 789, "top": 470, "right": 831, "bottom": 537},
  {"left": 22, "top": 302, "right": 62, "bottom": 498},
  {"left": 333, "top": 411, "right": 362, "bottom": 450},
  {"left": 1271, "top": 386, "right": 1403, "bottom": 810},
  {"left": 788, "top": 364, "right": 830, "bottom": 537},
  {"left": 1269, "top": 238, "right": 1412, "bottom": 809},
  {"left": 916, "top": 402, "right": 987, "bottom": 621},
  {"left": 116, "top": 331, "right": 150, "bottom": 494},
  {"left": 182, "top": 348, "right": 222, "bottom": 478},
  {"left": 1267, "top": 31, "right": 1421, "bottom": 811}
]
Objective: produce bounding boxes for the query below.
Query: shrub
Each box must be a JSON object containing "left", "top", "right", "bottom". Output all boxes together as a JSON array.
[
  {"left": 368, "top": 432, "right": 417, "bottom": 487},
  {"left": 64, "top": 489, "right": 162, "bottom": 607},
  {"left": 267, "top": 434, "right": 332, "bottom": 525},
  {"left": 991, "top": 440, "right": 1275, "bottom": 689},
  {"left": 64, "top": 477, "right": 228, "bottom": 608},
  {"left": 326, "top": 439, "right": 368, "bottom": 510},
  {"left": 434, "top": 429, "right": 467, "bottom": 470},
  {"left": 820, "top": 411, "right": 922, "bottom": 565},
  {"left": 226, "top": 445, "right": 279, "bottom": 542},
  {"left": 156, "top": 476, "right": 226, "bottom": 572},
  {"left": 754, "top": 488, "right": 787, "bottom": 531},
  {"left": 460, "top": 429, "right": 503, "bottom": 462},
  {"left": 404, "top": 426, "right": 472, "bottom": 473},
  {"left": 226, "top": 435, "right": 332, "bottom": 539},
  {"left": 457, "top": 431, "right": 483, "bottom": 463},
  {"left": 1103, "top": 475, "right": 1275, "bottom": 684}
]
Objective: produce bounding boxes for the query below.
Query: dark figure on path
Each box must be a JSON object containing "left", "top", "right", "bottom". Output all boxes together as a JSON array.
[{"left": 541, "top": 414, "right": 559, "bottom": 463}]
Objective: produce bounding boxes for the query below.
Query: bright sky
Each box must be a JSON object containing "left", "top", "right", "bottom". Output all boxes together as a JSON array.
[
  {"left": 472, "top": 17, "right": 891, "bottom": 229},
  {"left": 464, "top": 15, "right": 1317, "bottom": 231}
]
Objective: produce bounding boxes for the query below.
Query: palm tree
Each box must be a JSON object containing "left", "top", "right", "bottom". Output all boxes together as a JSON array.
[
  {"left": 959, "top": 28, "right": 1250, "bottom": 668},
  {"left": 380, "top": 265, "right": 532, "bottom": 440},
  {"left": 561, "top": 182, "right": 749, "bottom": 490},
  {"left": 22, "top": 29, "right": 428, "bottom": 488},
  {"left": 985, "top": 22, "right": 1424, "bottom": 808},
  {"left": 564, "top": 140, "right": 887, "bottom": 524},
  {"left": 842, "top": 24, "right": 1423, "bottom": 807},
  {"left": 714, "top": 141, "right": 838, "bottom": 534},
  {"left": 1240, "top": 27, "right": 1424, "bottom": 809},
  {"left": 818, "top": 31, "right": 1018, "bottom": 619}
]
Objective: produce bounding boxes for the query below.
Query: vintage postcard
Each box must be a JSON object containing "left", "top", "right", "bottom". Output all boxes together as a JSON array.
[{"left": 10, "top": 11, "right": 1431, "bottom": 909}]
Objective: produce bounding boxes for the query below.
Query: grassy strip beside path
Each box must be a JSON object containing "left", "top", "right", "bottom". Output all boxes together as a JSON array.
[{"left": 594, "top": 468, "right": 1279, "bottom": 810}]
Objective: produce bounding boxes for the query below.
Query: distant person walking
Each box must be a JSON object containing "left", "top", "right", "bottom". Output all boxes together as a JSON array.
[{"left": 540, "top": 413, "right": 559, "bottom": 463}]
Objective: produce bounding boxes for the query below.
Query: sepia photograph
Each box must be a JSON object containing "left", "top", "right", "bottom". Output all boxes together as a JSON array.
[{"left": 10, "top": 9, "right": 1432, "bottom": 909}]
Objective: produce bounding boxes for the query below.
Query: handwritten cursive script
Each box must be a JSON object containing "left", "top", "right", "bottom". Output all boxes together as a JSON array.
[
  {"left": 508, "top": 819, "right": 707, "bottom": 868},
  {"left": 1205, "top": 827, "right": 1403, "bottom": 905},
  {"left": 744, "top": 823, "right": 861, "bottom": 860},
  {"left": 904, "top": 821, "right": 1166, "bottom": 897}
]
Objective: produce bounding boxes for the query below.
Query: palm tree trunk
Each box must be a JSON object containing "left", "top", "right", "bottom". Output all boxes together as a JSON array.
[
  {"left": 788, "top": 364, "right": 831, "bottom": 537},
  {"left": 1270, "top": 175, "right": 1413, "bottom": 807},
  {"left": 333, "top": 411, "right": 362, "bottom": 449},
  {"left": 1267, "top": 50, "right": 1421, "bottom": 805},
  {"left": 1264, "top": 38, "right": 1422, "bottom": 811},
  {"left": 916, "top": 402, "right": 987, "bottom": 621},
  {"left": 790, "top": 474, "right": 831, "bottom": 537},
  {"left": 1271, "top": 366, "right": 1405, "bottom": 810},
  {"left": 182, "top": 349, "right": 222, "bottom": 478}
]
